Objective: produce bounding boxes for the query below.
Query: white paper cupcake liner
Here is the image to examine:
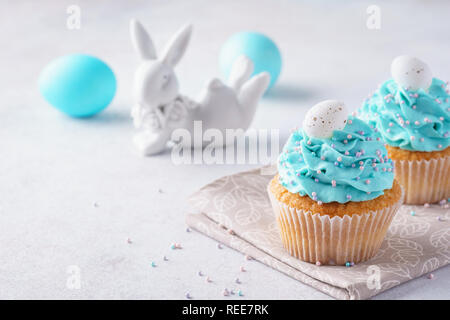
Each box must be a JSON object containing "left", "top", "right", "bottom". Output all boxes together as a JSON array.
[
  {"left": 268, "top": 186, "right": 403, "bottom": 265},
  {"left": 393, "top": 156, "right": 450, "bottom": 205}
]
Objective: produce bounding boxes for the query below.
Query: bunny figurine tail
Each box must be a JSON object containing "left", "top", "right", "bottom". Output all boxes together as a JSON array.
[
  {"left": 238, "top": 72, "right": 270, "bottom": 125},
  {"left": 228, "top": 55, "right": 254, "bottom": 93}
]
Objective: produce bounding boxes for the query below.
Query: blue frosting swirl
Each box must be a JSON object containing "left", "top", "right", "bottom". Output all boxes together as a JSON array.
[
  {"left": 359, "top": 78, "right": 450, "bottom": 151},
  {"left": 278, "top": 117, "right": 394, "bottom": 203}
]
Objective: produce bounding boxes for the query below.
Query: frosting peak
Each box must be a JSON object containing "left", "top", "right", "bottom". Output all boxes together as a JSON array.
[
  {"left": 278, "top": 117, "right": 394, "bottom": 203},
  {"left": 359, "top": 78, "right": 450, "bottom": 152}
]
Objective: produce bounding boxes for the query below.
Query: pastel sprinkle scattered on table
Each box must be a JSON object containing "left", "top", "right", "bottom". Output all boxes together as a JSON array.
[{"left": 170, "top": 242, "right": 182, "bottom": 250}]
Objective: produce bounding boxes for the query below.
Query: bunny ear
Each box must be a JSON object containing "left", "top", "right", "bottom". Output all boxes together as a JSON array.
[
  {"left": 130, "top": 19, "right": 157, "bottom": 60},
  {"left": 161, "top": 24, "right": 192, "bottom": 67}
]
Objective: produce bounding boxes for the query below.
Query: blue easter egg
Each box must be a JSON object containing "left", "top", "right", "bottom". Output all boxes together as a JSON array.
[
  {"left": 219, "top": 32, "right": 282, "bottom": 90},
  {"left": 39, "top": 54, "right": 116, "bottom": 117}
]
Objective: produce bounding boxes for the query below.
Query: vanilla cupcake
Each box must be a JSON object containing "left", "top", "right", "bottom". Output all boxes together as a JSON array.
[
  {"left": 359, "top": 56, "right": 450, "bottom": 204},
  {"left": 268, "top": 100, "right": 403, "bottom": 265}
]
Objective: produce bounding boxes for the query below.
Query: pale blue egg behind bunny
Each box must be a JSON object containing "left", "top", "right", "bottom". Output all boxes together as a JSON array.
[{"left": 219, "top": 32, "right": 281, "bottom": 90}]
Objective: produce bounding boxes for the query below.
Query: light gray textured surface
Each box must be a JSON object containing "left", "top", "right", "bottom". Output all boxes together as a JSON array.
[{"left": 0, "top": 0, "right": 449, "bottom": 299}]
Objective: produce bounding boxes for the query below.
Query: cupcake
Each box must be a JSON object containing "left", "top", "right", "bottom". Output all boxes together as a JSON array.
[
  {"left": 268, "top": 100, "right": 403, "bottom": 265},
  {"left": 359, "top": 56, "right": 450, "bottom": 204}
]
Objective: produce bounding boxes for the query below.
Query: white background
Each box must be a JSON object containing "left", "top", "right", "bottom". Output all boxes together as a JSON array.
[{"left": 1, "top": 0, "right": 449, "bottom": 299}]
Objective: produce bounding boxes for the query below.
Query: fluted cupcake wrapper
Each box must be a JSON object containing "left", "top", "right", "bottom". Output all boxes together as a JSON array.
[
  {"left": 393, "top": 156, "right": 450, "bottom": 205},
  {"left": 268, "top": 186, "right": 403, "bottom": 265}
]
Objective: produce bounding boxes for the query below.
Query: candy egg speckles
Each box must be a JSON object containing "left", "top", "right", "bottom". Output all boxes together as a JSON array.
[
  {"left": 302, "top": 100, "right": 348, "bottom": 139},
  {"left": 39, "top": 54, "right": 116, "bottom": 117},
  {"left": 391, "top": 55, "right": 432, "bottom": 91}
]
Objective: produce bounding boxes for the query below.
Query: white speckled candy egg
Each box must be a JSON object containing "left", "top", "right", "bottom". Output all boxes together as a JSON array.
[
  {"left": 302, "top": 100, "right": 348, "bottom": 139},
  {"left": 391, "top": 55, "right": 432, "bottom": 91}
]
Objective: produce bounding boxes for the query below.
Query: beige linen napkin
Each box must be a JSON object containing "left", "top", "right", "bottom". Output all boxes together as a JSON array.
[{"left": 186, "top": 167, "right": 450, "bottom": 300}]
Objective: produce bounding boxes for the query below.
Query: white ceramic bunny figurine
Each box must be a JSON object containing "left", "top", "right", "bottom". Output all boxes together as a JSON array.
[{"left": 130, "top": 19, "right": 270, "bottom": 155}]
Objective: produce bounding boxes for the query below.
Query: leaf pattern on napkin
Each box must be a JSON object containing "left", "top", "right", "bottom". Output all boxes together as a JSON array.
[
  {"left": 377, "top": 262, "right": 412, "bottom": 279},
  {"left": 400, "top": 222, "right": 430, "bottom": 239},
  {"left": 186, "top": 166, "right": 450, "bottom": 300},
  {"left": 389, "top": 238, "right": 423, "bottom": 267},
  {"left": 235, "top": 207, "right": 262, "bottom": 226},
  {"left": 213, "top": 189, "right": 237, "bottom": 212},
  {"left": 421, "top": 257, "right": 440, "bottom": 274},
  {"left": 188, "top": 194, "right": 210, "bottom": 211},
  {"left": 430, "top": 228, "right": 450, "bottom": 248}
]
